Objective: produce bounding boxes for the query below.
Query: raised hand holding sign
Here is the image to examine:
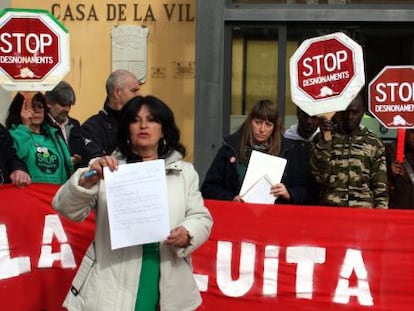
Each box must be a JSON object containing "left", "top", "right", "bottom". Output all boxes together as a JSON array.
[
  {"left": 290, "top": 32, "right": 365, "bottom": 140},
  {"left": 0, "top": 8, "right": 70, "bottom": 91}
]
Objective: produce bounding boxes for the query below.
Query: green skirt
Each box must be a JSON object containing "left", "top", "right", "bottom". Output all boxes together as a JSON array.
[{"left": 135, "top": 242, "right": 160, "bottom": 311}]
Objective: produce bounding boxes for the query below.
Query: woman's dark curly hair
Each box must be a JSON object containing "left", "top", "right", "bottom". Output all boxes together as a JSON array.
[{"left": 118, "top": 95, "right": 186, "bottom": 159}]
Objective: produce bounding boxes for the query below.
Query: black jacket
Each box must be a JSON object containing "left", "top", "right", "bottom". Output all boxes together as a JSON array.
[
  {"left": 385, "top": 141, "right": 414, "bottom": 209},
  {"left": 0, "top": 123, "right": 28, "bottom": 184},
  {"left": 201, "top": 131, "right": 310, "bottom": 204},
  {"left": 281, "top": 136, "right": 320, "bottom": 205},
  {"left": 201, "top": 131, "right": 242, "bottom": 201},
  {"left": 46, "top": 115, "right": 87, "bottom": 169},
  {"left": 82, "top": 100, "right": 122, "bottom": 162}
]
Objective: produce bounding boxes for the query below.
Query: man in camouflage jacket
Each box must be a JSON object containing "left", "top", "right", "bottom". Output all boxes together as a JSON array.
[{"left": 310, "top": 94, "right": 388, "bottom": 208}]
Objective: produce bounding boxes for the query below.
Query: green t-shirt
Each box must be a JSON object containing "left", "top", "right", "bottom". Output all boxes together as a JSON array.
[
  {"left": 135, "top": 243, "right": 160, "bottom": 310},
  {"left": 10, "top": 124, "right": 73, "bottom": 184}
]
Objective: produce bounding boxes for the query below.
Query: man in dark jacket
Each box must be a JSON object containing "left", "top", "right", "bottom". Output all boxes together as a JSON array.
[
  {"left": 0, "top": 123, "right": 31, "bottom": 187},
  {"left": 82, "top": 69, "right": 141, "bottom": 161},
  {"left": 385, "top": 129, "right": 414, "bottom": 209},
  {"left": 282, "top": 107, "right": 320, "bottom": 204},
  {"left": 45, "top": 81, "right": 87, "bottom": 169}
]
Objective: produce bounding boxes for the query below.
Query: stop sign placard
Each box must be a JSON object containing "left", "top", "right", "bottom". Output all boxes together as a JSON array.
[
  {"left": 0, "top": 8, "right": 69, "bottom": 91},
  {"left": 369, "top": 66, "right": 414, "bottom": 129},
  {"left": 290, "top": 32, "right": 365, "bottom": 116}
]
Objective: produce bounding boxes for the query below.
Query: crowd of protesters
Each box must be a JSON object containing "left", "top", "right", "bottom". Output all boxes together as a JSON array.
[{"left": 1, "top": 77, "right": 413, "bottom": 209}]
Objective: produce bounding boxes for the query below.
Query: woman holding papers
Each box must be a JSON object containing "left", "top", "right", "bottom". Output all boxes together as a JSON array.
[
  {"left": 202, "top": 99, "right": 293, "bottom": 203},
  {"left": 52, "top": 95, "right": 213, "bottom": 311}
]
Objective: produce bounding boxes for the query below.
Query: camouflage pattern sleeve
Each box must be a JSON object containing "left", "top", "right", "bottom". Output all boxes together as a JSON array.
[
  {"left": 369, "top": 135, "right": 389, "bottom": 209},
  {"left": 310, "top": 133, "right": 332, "bottom": 184}
]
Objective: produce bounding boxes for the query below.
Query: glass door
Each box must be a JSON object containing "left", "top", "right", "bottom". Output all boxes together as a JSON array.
[
  {"left": 229, "top": 26, "right": 281, "bottom": 133},
  {"left": 227, "top": 22, "right": 414, "bottom": 141}
]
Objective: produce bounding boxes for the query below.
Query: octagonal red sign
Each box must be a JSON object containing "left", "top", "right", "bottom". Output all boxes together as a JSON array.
[
  {"left": 369, "top": 66, "right": 414, "bottom": 129},
  {"left": 290, "top": 32, "right": 365, "bottom": 116},
  {"left": 297, "top": 38, "right": 354, "bottom": 100},
  {"left": 0, "top": 8, "right": 69, "bottom": 91}
]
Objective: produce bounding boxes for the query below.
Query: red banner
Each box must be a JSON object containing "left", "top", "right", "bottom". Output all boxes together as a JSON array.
[
  {"left": 1, "top": 185, "right": 414, "bottom": 310},
  {"left": 195, "top": 200, "right": 414, "bottom": 311},
  {"left": 0, "top": 184, "right": 95, "bottom": 311}
]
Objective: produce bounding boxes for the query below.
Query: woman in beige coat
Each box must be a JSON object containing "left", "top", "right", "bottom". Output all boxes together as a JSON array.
[{"left": 52, "top": 95, "right": 213, "bottom": 311}]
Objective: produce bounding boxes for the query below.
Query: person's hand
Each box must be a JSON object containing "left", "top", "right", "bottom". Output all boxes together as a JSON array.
[
  {"left": 9, "top": 170, "right": 32, "bottom": 188},
  {"left": 270, "top": 183, "right": 291, "bottom": 201},
  {"left": 233, "top": 195, "right": 245, "bottom": 202},
  {"left": 164, "top": 226, "right": 191, "bottom": 248},
  {"left": 20, "top": 98, "right": 33, "bottom": 127},
  {"left": 79, "top": 156, "right": 118, "bottom": 188},
  {"left": 391, "top": 161, "right": 405, "bottom": 176},
  {"left": 71, "top": 154, "right": 82, "bottom": 166},
  {"left": 318, "top": 116, "right": 333, "bottom": 132}
]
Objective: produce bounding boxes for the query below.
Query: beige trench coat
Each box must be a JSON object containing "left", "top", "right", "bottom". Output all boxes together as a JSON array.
[{"left": 52, "top": 151, "right": 213, "bottom": 311}]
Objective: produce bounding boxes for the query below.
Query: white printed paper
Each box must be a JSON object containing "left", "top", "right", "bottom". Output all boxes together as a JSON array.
[
  {"left": 239, "top": 150, "right": 287, "bottom": 203},
  {"left": 104, "top": 160, "right": 170, "bottom": 250}
]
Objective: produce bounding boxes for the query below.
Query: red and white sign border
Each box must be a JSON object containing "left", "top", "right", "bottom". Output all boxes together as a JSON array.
[
  {"left": 0, "top": 8, "right": 70, "bottom": 91},
  {"left": 290, "top": 32, "right": 365, "bottom": 116},
  {"left": 368, "top": 65, "right": 414, "bottom": 129}
]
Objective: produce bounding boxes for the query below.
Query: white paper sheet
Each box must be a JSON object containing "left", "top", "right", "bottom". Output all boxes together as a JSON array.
[
  {"left": 104, "top": 160, "right": 170, "bottom": 250},
  {"left": 239, "top": 150, "right": 287, "bottom": 203},
  {"left": 241, "top": 174, "right": 275, "bottom": 204}
]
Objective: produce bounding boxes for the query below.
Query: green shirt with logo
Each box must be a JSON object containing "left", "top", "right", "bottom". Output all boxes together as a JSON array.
[{"left": 10, "top": 124, "right": 74, "bottom": 184}]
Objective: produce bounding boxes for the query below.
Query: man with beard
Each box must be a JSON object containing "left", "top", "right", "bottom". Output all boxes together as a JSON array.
[
  {"left": 45, "top": 81, "right": 86, "bottom": 169},
  {"left": 310, "top": 93, "right": 388, "bottom": 208},
  {"left": 385, "top": 129, "right": 414, "bottom": 209},
  {"left": 281, "top": 107, "right": 320, "bottom": 204}
]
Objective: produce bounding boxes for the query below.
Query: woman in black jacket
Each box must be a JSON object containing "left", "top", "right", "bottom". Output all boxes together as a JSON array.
[
  {"left": 0, "top": 123, "right": 31, "bottom": 187},
  {"left": 201, "top": 99, "right": 295, "bottom": 203}
]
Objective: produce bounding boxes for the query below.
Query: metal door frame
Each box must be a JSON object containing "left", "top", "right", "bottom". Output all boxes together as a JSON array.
[{"left": 194, "top": 1, "right": 414, "bottom": 181}]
